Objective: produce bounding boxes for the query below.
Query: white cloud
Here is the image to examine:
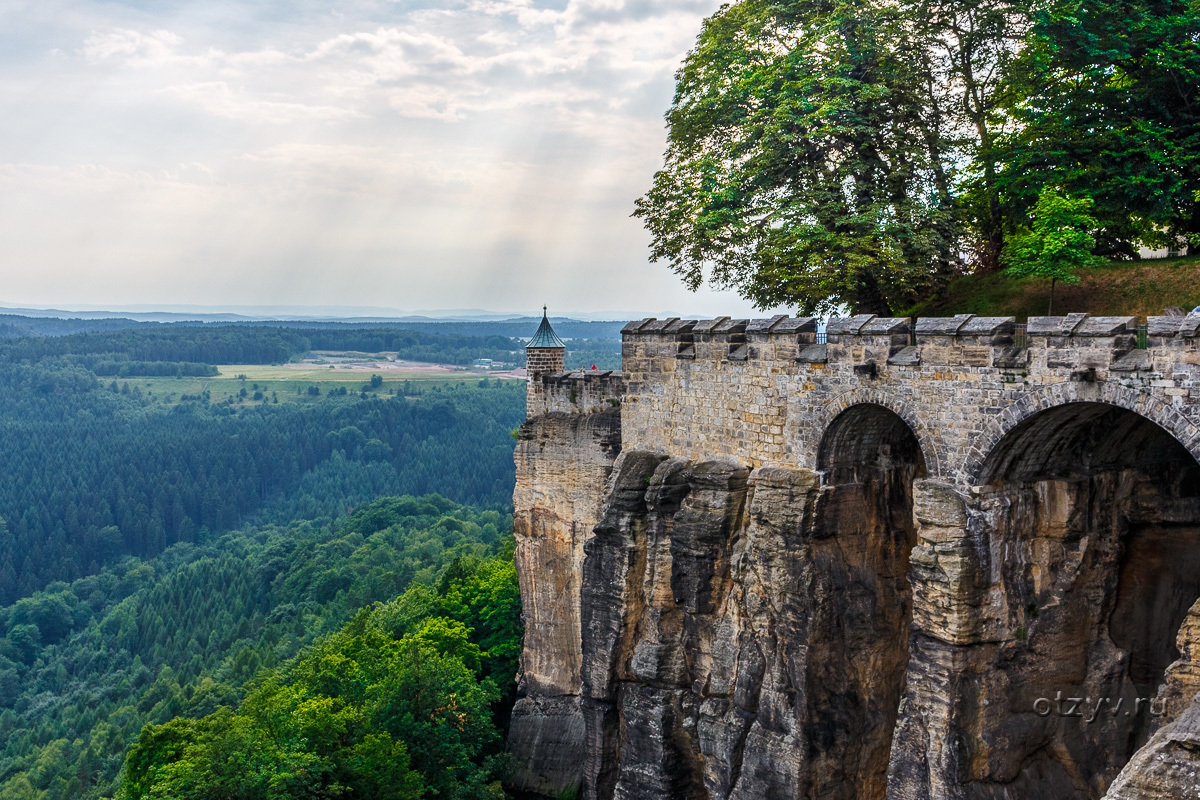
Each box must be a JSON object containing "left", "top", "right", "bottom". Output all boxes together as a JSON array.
[
  {"left": 0, "top": 0, "right": 776, "bottom": 317},
  {"left": 79, "top": 28, "right": 192, "bottom": 67},
  {"left": 161, "top": 81, "right": 365, "bottom": 124}
]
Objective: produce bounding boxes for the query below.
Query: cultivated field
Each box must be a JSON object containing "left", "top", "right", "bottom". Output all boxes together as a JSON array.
[{"left": 119, "top": 357, "right": 525, "bottom": 406}]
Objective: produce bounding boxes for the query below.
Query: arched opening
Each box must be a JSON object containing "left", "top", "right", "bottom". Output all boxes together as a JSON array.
[
  {"left": 966, "top": 401, "right": 1200, "bottom": 798},
  {"left": 807, "top": 404, "right": 926, "bottom": 799}
]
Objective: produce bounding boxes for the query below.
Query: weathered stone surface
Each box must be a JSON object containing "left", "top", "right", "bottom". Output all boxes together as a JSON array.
[
  {"left": 575, "top": 445, "right": 922, "bottom": 800},
  {"left": 507, "top": 409, "right": 622, "bottom": 797},
  {"left": 513, "top": 310, "right": 1200, "bottom": 800},
  {"left": 1103, "top": 695, "right": 1200, "bottom": 799}
]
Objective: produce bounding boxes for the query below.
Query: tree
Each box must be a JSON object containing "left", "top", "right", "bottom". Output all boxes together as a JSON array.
[
  {"left": 997, "top": 0, "right": 1200, "bottom": 257},
  {"left": 912, "top": 0, "right": 1029, "bottom": 271},
  {"left": 1002, "top": 187, "right": 1104, "bottom": 313},
  {"left": 634, "top": 0, "right": 964, "bottom": 315}
]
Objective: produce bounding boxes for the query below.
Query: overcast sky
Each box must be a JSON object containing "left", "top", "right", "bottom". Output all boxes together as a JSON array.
[{"left": 0, "top": 0, "right": 786, "bottom": 319}]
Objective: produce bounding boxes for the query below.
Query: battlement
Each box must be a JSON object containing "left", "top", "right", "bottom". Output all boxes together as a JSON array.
[
  {"left": 608, "top": 312, "right": 1200, "bottom": 478},
  {"left": 527, "top": 369, "right": 626, "bottom": 417},
  {"left": 619, "top": 312, "right": 1200, "bottom": 375}
]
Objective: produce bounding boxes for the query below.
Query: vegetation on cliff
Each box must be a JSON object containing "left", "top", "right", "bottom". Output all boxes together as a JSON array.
[{"left": 902, "top": 254, "right": 1200, "bottom": 320}]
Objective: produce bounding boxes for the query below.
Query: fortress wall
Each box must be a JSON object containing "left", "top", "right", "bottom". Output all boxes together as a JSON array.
[
  {"left": 619, "top": 313, "right": 1200, "bottom": 484},
  {"left": 532, "top": 370, "right": 626, "bottom": 416},
  {"left": 512, "top": 311, "right": 1200, "bottom": 800}
]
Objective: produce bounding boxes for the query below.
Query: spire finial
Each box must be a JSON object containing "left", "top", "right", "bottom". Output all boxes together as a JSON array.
[{"left": 543, "top": 304, "right": 547, "bottom": 317}]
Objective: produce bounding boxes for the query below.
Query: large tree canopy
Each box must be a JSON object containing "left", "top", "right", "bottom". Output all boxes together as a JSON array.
[
  {"left": 635, "top": 0, "right": 964, "bottom": 315},
  {"left": 638, "top": 0, "right": 1200, "bottom": 314},
  {"left": 999, "top": 0, "right": 1200, "bottom": 256}
]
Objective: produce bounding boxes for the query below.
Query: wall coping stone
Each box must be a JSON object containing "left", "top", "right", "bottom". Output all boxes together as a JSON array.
[
  {"left": 961, "top": 316, "right": 1016, "bottom": 336},
  {"left": 916, "top": 314, "right": 974, "bottom": 335},
  {"left": 860, "top": 317, "right": 911, "bottom": 335},
  {"left": 746, "top": 315, "right": 790, "bottom": 334},
  {"left": 692, "top": 317, "right": 730, "bottom": 335},
  {"left": 1148, "top": 315, "right": 1200, "bottom": 337},
  {"left": 713, "top": 318, "right": 749, "bottom": 335},
  {"left": 774, "top": 317, "right": 818, "bottom": 334},
  {"left": 621, "top": 318, "right": 654, "bottom": 334},
  {"left": 664, "top": 319, "right": 697, "bottom": 334},
  {"left": 640, "top": 317, "right": 679, "bottom": 334},
  {"left": 1027, "top": 313, "right": 1089, "bottom": 336},
  {"left": 826, "top": 314, "right": 876, "bottom": 335},
  {"left": 1074, "top": 316, "right": 1138, "bottom": 336}
]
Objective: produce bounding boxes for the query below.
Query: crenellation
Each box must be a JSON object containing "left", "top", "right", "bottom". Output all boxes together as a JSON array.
[{"left": 608, "top": 312, "right": 1200, "bottom": 476}]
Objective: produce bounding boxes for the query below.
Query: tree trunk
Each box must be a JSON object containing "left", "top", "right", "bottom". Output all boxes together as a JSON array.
[
  {"left": 1048, "top": 278, "right": 1056, "bottom": 316},
  {"left": 853, "top": 272, "right": 893, "bottom": 316}
]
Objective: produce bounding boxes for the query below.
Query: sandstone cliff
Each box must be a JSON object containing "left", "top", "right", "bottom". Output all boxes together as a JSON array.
[
  {"left": 508, "top": 409, "right": 621, "bottom": 796},
  {"left": 510, "top": 312, "right": 1200, "bottom": 800}
]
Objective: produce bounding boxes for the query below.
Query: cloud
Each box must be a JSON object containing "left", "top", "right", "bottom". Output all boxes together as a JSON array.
[
  {"left": 79, "top": 28, "right": 194, "bottom": 67},
  {"left": 0, "top": 0, "right": 767, "bottom": 315},
  {"left": 161, "top": 81, "right": 364, "bottom": 124}
]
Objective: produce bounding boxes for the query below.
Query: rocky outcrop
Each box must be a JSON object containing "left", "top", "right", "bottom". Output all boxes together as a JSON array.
[
  {"left": 578, "top": 450, "right": 919, "bottom": 799},
  {"left": 508, "top": 409, "right": 621, "bottom": 797},
  {"left": 1103, "top": 597, "right": 1200, "bottom": 799}
]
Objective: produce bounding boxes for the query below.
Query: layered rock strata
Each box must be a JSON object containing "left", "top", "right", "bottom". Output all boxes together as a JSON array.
[
  {"left": 578, "top": 448, "right": 918, "bottom": 800},
  {"left": 508, "top": 409, "right": 622, "bottom": 796}
]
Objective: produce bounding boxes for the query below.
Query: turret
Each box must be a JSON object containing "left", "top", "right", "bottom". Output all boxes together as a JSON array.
[{"left": 525, "top": 306, "right": 565, "bottom": 417}]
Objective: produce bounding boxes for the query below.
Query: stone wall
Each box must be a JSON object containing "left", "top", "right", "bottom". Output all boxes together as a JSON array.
[
  {"left": 530, "top": 370, "right": 626, "bottom": 417},
  {"left": 511, "top": 312, "right": 1200, "bottom": 800},
  {"left": 619, "top": 313, "right": 1200, "bottom": 482},
  {"left": 526, "top": 346, "right": 566, "bottom": 417}
]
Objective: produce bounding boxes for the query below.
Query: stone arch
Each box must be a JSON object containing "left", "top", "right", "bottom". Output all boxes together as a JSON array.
[
  {"left": 936, "top": 383, "right": 1200, "bottom": 798},
  {"left": 801, "top": 396, "right": 927, "bottom": 799},
  {"left": 806, "top": 388, "right": 942, "bottom": 477},
  {"left": 817, "top": 403, "right": 928, "bottom": 481},
  {"left": 961, "top": 379, "right": 1200, "bottom": 486}
]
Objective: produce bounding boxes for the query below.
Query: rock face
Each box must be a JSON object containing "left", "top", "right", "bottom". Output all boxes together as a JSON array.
[
  {"left": 577, "top": 441, "right": 920, "bottom": 800},
  {"left": 509, "top": 312, "right": 1200, "bottom": 800},
  {"left": 507, "top": 409, "right": 622, "bottom": 796},
  {"left": 1102, "top": 598, "right": 1200, "bottom": 800}
]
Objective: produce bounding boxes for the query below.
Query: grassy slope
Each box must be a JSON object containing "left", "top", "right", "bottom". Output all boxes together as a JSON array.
[{"left": 901, "top": 255, "right": 1200, "bottom": 321}]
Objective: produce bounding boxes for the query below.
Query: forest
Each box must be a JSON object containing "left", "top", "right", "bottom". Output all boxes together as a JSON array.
[
  {"left": 0, "top": 496, "right": 518, "bottom": 800},
  {"left": 0, "top": 359, "right": 524, "bottom": 602},
  {"left": 0, "top": 316, "right": 623, "bottom": 372},
  {"left": 0, "top": 318, "right": 550, "bottom": 799}
]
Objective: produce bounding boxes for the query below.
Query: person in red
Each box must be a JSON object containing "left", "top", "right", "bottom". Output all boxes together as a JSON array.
[{"left": 591, "top": 364, "right": 597, "bottom": 370}]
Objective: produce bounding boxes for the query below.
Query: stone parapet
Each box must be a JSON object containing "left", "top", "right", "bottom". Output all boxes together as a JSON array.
[
  {"left": 619, "top": 312, "right": 1198, "bottom": 373},
  {"left": 617, "top": 312, "right": 1200, "bottom": 481},
  {"left": 531, "top": 370, "right": 627, "bottom": 417}
]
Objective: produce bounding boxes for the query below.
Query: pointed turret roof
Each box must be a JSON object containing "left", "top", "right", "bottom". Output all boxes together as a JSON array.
[{"left": 526, "top": 306, "right": 565, "bottom": 349}]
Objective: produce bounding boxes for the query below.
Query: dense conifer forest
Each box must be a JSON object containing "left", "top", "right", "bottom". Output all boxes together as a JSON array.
[
  {"left": 0, "top": 319, "right": 544, "bottom": 799},
  {"left": 0, "top": 360, "right": 524, "bottom": 601}
]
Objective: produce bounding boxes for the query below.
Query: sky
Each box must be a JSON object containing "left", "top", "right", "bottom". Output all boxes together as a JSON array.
[{"left": 0, "top": 0, "right": 786, "bottom": 319}]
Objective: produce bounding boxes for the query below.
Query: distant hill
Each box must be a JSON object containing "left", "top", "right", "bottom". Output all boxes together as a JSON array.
[
  {"left": 0, "top": 314, "right": 626, "bottom": 341},
  {"left": 902, "top": 256, "right": 1200, "bottom": 321}
]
